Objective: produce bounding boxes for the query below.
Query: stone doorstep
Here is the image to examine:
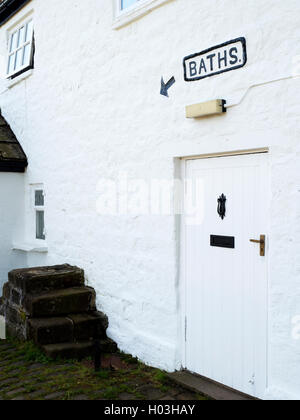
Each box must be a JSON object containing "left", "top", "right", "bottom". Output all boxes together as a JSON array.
[
  {"left": 42, "top": 338, "right": 117, "bottom": 360},
  {"left": 23, "top": 287, "right": 96, "bottom": 317},
  {"left": 8, "top": 264, "right": 84, "bottom": 295},
  {"left": 27, "top": 317, "right": 73, "bottom": 345},
  {"left": 167, "top": 371, "right": 256, "bottom": 401},
  {"left": 1, "top": 264, "right": 116, "bottom": 363},
  {"left": 69, "top": 312, "right": 108, "bottom": 341},
  {"left": 27, "top": 312, "right": 109, "bottom": 345}
]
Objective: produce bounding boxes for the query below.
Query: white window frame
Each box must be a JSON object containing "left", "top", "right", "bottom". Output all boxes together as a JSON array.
[
  {"left": 118, "top": 0, "right": 142, "bottom": 14},
  {"left": 114, "top": 0, "right": 173, "bottom": 29},
  {"left": 6, "top": 17, "right": 34, "bottom": 78},
  {"left": 32, "top": 186, "right": 46, "bottom": 242}
]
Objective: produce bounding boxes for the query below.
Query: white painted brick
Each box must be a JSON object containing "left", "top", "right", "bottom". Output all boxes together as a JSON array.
[{"left": 0, "top": 0, "right": 299, "bottom": 399}]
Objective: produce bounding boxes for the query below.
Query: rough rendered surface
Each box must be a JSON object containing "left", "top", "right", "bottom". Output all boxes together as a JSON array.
[{"left": 0, "top": 0, "right": 299, "bottom": 400}]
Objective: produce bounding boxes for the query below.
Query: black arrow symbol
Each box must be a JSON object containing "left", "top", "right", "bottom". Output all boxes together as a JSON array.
[{"left": 160, "top": 76, "right": 176, "bottom": 97}]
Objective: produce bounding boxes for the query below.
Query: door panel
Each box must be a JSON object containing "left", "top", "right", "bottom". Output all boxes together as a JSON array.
[{"left": 184, "top": 153, "right": 268, "bottom": 399}]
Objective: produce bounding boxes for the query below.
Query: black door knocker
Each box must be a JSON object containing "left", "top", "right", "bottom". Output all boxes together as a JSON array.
[{"left": 217, "top": 194, "right": 227, "bottom": 220}]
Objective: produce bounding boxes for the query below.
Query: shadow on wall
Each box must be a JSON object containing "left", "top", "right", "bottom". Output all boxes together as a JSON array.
[
  {"left": 0, "top": 112, "right": 28, "bottom": 293},
  {"left": 0, "top": 173, "right": 27, "bottom": 293}
]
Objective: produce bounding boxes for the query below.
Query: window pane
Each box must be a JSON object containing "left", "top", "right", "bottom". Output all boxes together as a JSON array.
[
  {"left": 35, "top": 190, "right": 44, "bottom": 206},
  {"left": 23, "top": 43, "right": 32, "bottom": 67},
  {"left": 36, "top": 211, "right": 45, "bottom": 240},
  {"left": 121, "top": 0, "right": 139, "bottom": 10},
  {"left": 25, "top": 20, "right": 33, "bottom": 42},
  {"left": 7, "top": 54, "right": 15, "bottom": 74},
  {"left": 10, "top": 31, "right": 18, "bottom": 52},
  {"left": 15, "top": 48, "right": 23, "bottom": 70},
  {"left": 18, "top": 26, "right": 25, "bottom": 47}
]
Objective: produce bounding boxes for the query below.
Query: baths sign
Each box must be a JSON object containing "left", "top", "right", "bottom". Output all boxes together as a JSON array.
[{"left": 183, "top": 38, "right": 247, "bottom": 82}]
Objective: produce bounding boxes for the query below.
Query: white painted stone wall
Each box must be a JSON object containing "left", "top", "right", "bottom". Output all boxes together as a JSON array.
[
  {"left": 0, "top": 173, "right": 26, "bottom": 291},
  {"left": 0, "top": 0, "right": 299, "bottom": 399}
]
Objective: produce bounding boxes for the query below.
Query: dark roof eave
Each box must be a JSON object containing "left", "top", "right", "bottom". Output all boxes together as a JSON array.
[
  {"left": 0, "top": 159, "right": 28, "bottom": 173},
  {"left": 0, "top": 159, "right": 28, "bottom": 172},
  {"left": 0, "top": 0, "right": 31, "bottom": 26},
  {"left": 0, "top": 111, "right": 28, "bottom": 173}
]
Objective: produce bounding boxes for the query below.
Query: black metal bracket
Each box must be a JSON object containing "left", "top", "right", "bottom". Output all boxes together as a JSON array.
[
  {"left": 94, "top": 339, "right": 102, "bottom": 372},
  {"left": 217, "top": 194, "right": 227, "bottom": 220}
]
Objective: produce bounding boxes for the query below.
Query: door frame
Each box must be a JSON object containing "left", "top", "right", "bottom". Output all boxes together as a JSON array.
[{"left": 179, "top": 147, "right": 270, "bottom": 394}]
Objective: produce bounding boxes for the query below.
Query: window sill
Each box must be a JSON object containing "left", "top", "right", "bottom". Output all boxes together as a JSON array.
[
  {"left": 113, "top": 0, "right": 174, "bottom": 29},
  {"left": 7, "top": 69, "right": 33, "bottom": 89},
  {"left": 12, "top": 242, "right": 48, "bottom": 253}
]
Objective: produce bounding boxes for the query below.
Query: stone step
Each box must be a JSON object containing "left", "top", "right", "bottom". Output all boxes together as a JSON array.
[
  {"left": 8, "top": 264, "right": 84, "bottom": 295},
  {"left": 27, "top": 312, "right": 109, "bottom": 345},
  {"left": 68, "top": 312, "right": 108, "bottom": 342},
  {"left": 24, "top": 287, "right": 96, "bottom": 317},
  {"left": 42, "top": 338, "right": 118, "bottom": 360},
  {"left": 27, "top": 317, "right": 73, "bottom": 345}
]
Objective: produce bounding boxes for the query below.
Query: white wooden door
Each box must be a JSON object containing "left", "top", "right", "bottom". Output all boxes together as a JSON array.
[{"left": 184, "top": 153, "right": 269, "bottom": 399}]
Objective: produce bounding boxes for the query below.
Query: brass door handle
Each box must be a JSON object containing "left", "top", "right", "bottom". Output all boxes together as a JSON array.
[{"left": 250, "top": 235, "right": 266, "bottom": 257}]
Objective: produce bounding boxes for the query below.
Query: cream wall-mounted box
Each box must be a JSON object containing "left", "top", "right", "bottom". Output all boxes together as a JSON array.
[{"left": 186, "top": 99, "right": 226, "bottom": 118}]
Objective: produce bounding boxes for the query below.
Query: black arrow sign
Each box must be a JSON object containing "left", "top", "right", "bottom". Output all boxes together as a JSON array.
[{"left": 160, "top": 76, "right": 176, "bottom": 97}]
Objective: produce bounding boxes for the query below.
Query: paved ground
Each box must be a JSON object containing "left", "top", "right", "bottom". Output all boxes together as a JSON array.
[{"left": 0, "top": 339, "right": 207, "bottom": 400}]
